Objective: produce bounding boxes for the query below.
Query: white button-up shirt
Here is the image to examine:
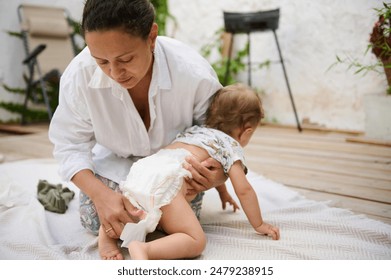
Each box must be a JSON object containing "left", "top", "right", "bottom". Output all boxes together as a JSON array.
[{"left": 48, "top": 36, "right": 222, "bottom": 184}]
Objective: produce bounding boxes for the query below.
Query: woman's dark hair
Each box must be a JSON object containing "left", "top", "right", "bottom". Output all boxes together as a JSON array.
[{"left": 81, "top": 0, "right": 155, "bottom": 39}]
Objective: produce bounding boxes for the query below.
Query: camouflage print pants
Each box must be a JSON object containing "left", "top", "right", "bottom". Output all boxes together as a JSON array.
[{"left": 79, "top": 174, "right": 205, "bottom": 235}]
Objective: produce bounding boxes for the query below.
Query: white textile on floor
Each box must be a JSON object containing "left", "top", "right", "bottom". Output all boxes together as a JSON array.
[{"left": 0, "top": 159, "right": 390, "bottom": 260}]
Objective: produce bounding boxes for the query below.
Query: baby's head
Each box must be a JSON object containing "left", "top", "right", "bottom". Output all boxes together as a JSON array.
[{"left": 205, "top": 83, "right": 264, "bottom": 140}]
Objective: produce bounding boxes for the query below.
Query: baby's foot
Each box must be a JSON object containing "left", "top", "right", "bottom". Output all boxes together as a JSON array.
[
  {"left": 128, "top": 240, "right": 149, "bottom": 260},
  {"left": 98, "top": 226, "right": 124, "bottom": 260}
]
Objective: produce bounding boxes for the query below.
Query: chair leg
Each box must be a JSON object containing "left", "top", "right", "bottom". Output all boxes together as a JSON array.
[
  {"left": 21, "top": 64, "right": 34, "bottom": 125},
  {"left": 223, "top": 34, "right": 234, "bottom": 86},
  {"left": 273, "top": 31, "right": 302, "bottom": 132},
  {"left": 21, "top": 84, "right": 31, "bottom": 125},
  {"left": 247, "top": 32, "right": 252, "bottom": 86},
  {"left": 35, "top": 63, "right": 53, "bottom": 121},
  {"left": 38, "top": 78, "right": 53, "bottom": 120}
]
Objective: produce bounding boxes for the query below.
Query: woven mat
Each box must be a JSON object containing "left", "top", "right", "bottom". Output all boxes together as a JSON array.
[{"left": 1, "top": 159, "right": 390, "bottom": 259}]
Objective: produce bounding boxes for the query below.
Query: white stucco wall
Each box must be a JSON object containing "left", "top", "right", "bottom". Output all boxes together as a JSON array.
[
  {"left": 0, "top": 0, "right": 386, "bottom": 132},
  {"left": 168, "top": 0, "right": 386, "bottom": 131}
]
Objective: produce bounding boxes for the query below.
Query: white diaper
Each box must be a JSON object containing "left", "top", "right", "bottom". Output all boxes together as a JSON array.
[{"left": 119, "top": 148, "right": 192, "bottom": 247}]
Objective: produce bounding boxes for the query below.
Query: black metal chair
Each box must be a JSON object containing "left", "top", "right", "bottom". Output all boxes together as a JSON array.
[
  {"left": 223, "top": 9, "right": 302, "bottom": 132},
  {"left": 17, "top": 4, "right": 78, "bottom": 124}
]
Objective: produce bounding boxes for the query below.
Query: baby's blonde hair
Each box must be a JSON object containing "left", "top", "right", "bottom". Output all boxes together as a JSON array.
[{"left": 205, "top": 83, "right": 264, "bottom": 135}]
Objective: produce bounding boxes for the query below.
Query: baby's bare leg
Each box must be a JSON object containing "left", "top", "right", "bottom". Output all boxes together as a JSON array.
[
  {"left": 98, "top": 226, "right": 124, "bottom": 260},
  {"left": 128, "top": 240, "right": 148, "bottom": 260},
  {"left": 128, "top": 192, "right": 206, "bottom": 260}
]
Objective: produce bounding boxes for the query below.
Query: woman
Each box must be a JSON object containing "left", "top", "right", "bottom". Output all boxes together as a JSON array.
[{"left": 48, "top": 0, "right": 225, "bottom": 259}]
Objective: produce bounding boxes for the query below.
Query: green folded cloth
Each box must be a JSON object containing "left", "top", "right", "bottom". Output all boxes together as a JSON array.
[{"left": 37, "top": 180, "right": 75, "bottom": 214}]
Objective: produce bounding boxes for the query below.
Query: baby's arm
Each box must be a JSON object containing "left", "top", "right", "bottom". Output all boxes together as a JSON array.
[
  {"left": 215, "top": 184, "right": 240, "bottom": 212},
  {"left": 228, "top": 162, "right": 280, "bottom": 240}
]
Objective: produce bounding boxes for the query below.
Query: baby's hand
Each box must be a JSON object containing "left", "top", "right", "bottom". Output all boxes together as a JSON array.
[
  {"left": 255, "top": 223, "right": 280, "bottom": 240},
  {"left": 218, "top": 191, "right": 240, "bottom": 212}
]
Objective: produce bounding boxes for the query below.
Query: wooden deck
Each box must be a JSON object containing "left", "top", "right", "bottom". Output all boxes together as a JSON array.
[{"left": 1, "top": 123, "right": 390, "bottom": 225}]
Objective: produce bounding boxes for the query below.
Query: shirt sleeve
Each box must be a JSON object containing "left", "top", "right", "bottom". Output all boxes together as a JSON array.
[
  {"left": 191, "top": 66, "right": 222, "bottom": 126},
  {"left": 48, "top": 71, "right": 96, "bottom": 182}
]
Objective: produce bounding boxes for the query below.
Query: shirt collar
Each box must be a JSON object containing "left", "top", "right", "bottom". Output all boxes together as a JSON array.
[
  {"left": 89, "top": 67, "right": 124, "bottom": 99},
  {"left": 89, "top": 66, "right": 112, "bottom": 89},
  {"left": 154, "top": 37, "right": 171, "bottom": 90}
]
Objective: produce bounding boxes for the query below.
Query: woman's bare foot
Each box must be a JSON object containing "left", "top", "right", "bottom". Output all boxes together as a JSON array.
[
  {"left": 98, "top": 226, "right": 124, "bottom": 260},
  {"left": 128, "top": 240, "right": 149, "bottom": 260}
]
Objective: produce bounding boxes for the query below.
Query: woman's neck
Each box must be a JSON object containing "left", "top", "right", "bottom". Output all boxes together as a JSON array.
[{"left": 127, "top": 57, "right": 154, "bottom": 130}]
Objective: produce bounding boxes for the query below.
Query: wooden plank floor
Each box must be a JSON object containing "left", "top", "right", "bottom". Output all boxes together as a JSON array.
[
  {"left": 245, "top": 125, "right": 391, "bottom": 225},
  {"left": 1, "top": 123, "right": 390, "bottom": 225}
]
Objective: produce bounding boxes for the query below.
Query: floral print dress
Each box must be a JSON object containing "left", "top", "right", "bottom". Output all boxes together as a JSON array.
[{"left": 174, "top": 125, "right": 247, "bottom": 174}]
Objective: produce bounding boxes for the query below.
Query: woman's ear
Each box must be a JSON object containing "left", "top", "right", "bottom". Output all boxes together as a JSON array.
[{"left": 149, "top": 23, "right": 158, "bottom": 52}]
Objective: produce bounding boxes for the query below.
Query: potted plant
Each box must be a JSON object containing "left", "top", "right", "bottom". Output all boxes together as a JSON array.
[
  {"left": 329, "top": 3, "right": 391, "bottom": 140},
  {"left": 365, "top": 2, "right": 391, "bottom": 140},
  {"left": 330, "top": 3, "right": 390, "bottom": 92},
  {"left": 369, "top": 2, "right": 391, "bottom": 94}
]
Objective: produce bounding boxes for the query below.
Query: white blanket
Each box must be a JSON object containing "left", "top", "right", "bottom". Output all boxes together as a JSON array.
[{"left": 0, "top": 159, "right": 390, "bottom": 260}]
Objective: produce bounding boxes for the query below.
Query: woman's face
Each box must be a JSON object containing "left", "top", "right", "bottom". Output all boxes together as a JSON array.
[{"left": 85, "top": 24, "right": 157, "bottom": 89}]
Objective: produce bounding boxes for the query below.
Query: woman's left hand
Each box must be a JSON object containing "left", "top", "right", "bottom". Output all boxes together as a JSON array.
[{"left": 184, "top": 156, "right": 227, "bottom": 195}]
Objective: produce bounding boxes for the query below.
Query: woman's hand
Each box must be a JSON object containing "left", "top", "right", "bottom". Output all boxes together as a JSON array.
[
  {"left": 72, "top": 169, "right": 144, "bottom": 239},
  {"left": 94, "top": 187, "right": 144, "bottom": 239},
  {"left": 184, "top": 156, "right": 227, "bottom": 195}
]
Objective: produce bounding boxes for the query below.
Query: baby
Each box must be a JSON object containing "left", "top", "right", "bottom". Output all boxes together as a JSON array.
[{"left": 100, "top": 83, "right": 280, "bottom": 260}]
